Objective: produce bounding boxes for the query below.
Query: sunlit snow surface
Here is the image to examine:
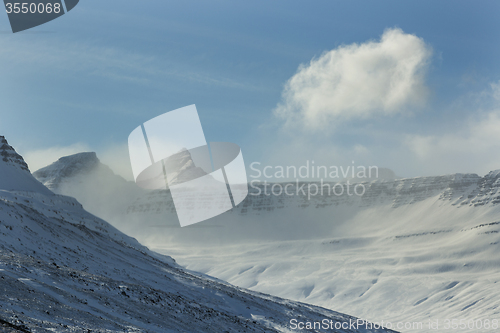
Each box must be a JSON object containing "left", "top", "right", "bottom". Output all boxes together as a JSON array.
[{"left": 154, "top": 196, "right": 500, "bottom": 333}]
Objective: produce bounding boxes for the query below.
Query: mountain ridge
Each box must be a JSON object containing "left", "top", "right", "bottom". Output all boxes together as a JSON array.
[
  {"left": 0, "top": 135, "right": 30, "bottom": 173},
  {"left": 0, "top": 136, "right": 52, "bottom": 195},
  {"left": 33, "top": 152, "right": 118, "bottom": 190}
]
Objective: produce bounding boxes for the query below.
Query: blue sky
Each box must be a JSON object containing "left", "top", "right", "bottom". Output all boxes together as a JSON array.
[{"left": 1, "top": 0, "right": 499, "bottom": 179}]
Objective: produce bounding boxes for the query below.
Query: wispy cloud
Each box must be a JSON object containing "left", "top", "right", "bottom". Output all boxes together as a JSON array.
[{"left": 0, "top": 36, "right": 261, "bottom": 91}]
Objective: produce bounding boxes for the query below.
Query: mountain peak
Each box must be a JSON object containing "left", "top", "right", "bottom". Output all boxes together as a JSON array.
[
  {"left": 485, "top": 169, "right": 500, "bottom": 179},
  {"left": 33, "top": 151, "right": 102, "bottom": 190},
  {"left": 56, "top": 151, "right": 99, "bottom": 171},
  {"left": 0, "top": 136, "right": 52, "bottom": 195},
  {"left": 0, "top": 135, "right": 30, "bottom": 172}
]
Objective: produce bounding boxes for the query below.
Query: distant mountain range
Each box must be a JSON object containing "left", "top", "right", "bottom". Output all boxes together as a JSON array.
[{"left": 32, "top": 148, "right": 500, "bottom": 333}]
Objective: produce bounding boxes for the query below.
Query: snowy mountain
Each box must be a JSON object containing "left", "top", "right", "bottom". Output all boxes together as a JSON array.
[
  {"left": 122, "top": 171, "right": 500, "bottom": 243},
  {"left": 33, "top": 151, "right": 500, "bottom": 332},
  {"left": 0, "top": 136, "right": 52, "bottom": 196},
  {"left": 1, "top": 136, "right": 395, "bottom": 332},
  {"left": 32, "top": 152, "right": 142, "bottom": 224},
  {"left": 162, "top": 148, "right": 208, "bottom": 186},
  {"left": 33, "top": 152, "right": 104, "bottom": 190}
]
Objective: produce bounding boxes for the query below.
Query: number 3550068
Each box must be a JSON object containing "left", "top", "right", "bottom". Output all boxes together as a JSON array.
[{"left": 5, "top": 3, "right": 62, "bottom": 14}]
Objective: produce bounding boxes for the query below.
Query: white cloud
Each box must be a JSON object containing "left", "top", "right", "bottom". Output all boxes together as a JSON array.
[
  {"left": 22, "top": 143, "right": 91, "bottom": 173},
  {"left": 275, "top": 28, "right": 432, "bottom": 129}
]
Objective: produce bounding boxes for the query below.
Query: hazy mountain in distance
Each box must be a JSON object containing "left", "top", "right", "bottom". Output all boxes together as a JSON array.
[
  {"left": 33, "top": 151, "right": 500, "bottom": 244},
  {"left": 163, "top": 147, "right": 209, "bottom": 185},
  {"left": 33, "top": 152, "right": 112, "bottom": 189},
  {"left": 33, "top": 152, "right": 143, "bottom": 224}
]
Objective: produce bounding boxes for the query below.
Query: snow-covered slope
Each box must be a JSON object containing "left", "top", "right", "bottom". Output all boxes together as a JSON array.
[
  {"left": 153, "top": 177, "right": 500, "bottom": 332},
  {"left": 33, "top": 152, "right": 500, "bottom": 332},
  {"left": 158, "top": 201, "right": 500, "bottom": 331},
  {"left": 1, "top": 136, "right": 394, "bottom": 332},
  {"left": 0, "top": 136, "right": 52, "bottom": 196}
]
